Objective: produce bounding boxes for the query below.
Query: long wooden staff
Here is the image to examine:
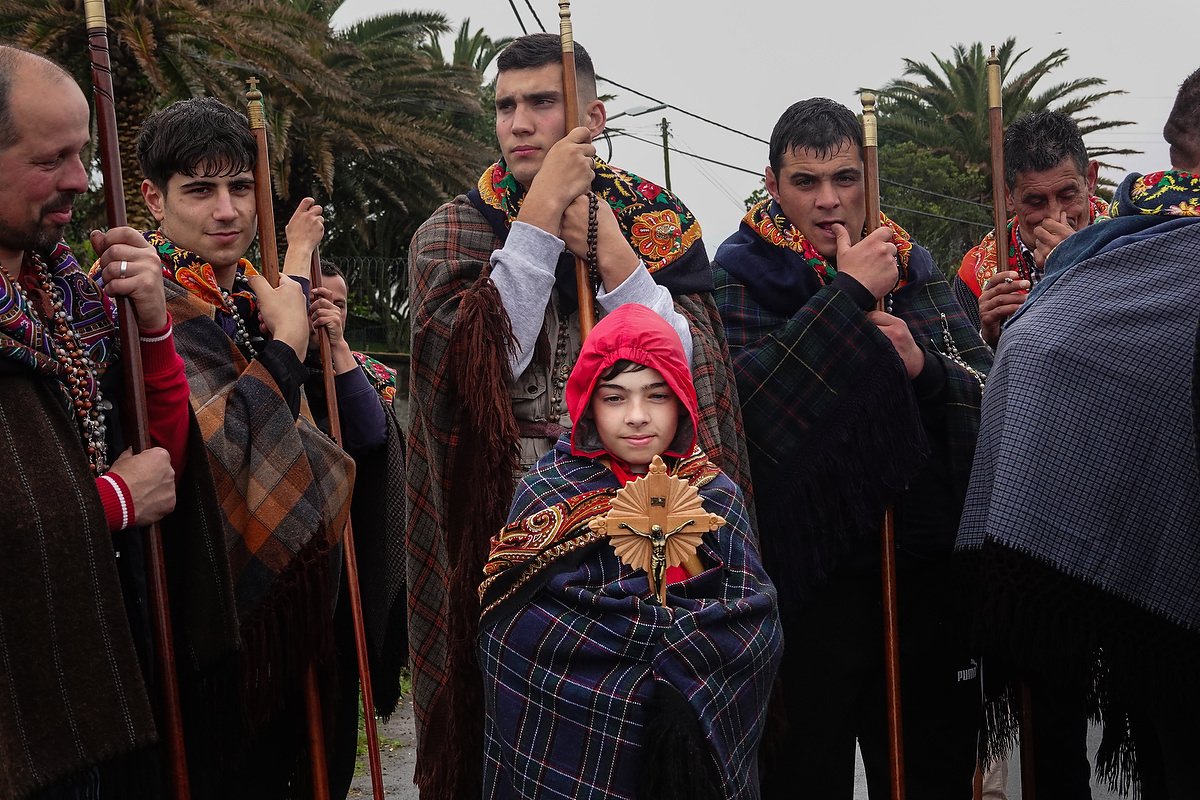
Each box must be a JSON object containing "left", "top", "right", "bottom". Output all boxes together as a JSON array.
[
  {"left": 244, "top": 80, "right": 332, "bottom": 800},
  {"left": 986, "top": 47, "right": 1037, "bottom": 800},
  {"left": 308, "top": 247, "right": 386, "bottom": 800},
  {"left": 861, "top": 92, "right": 906, "bottom": 800},
  {"left": 84, "top": 3, "right": 191, "bottom": 797},
  {"left": 558, "top": 0, "right": 596, "bottom": 339}
]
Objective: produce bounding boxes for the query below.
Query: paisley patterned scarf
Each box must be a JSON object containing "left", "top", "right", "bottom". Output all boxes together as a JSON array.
[
  {"left": 0, "top": 243, "right": 115, "bottom": 464},
  {"left": 744, "top": 197, "right": 914, "bottom": 287},
  {"left": 1111, "top": 170, "right": 1200, "bottom": 218},
  {"left": 144, "top": 229, "right": 263, "bottom": 352},
  {"left": 0, "top": 243, "right": 115, "bottom": 377},
  {"left": 474, "top": 157, "right": 703, "bottom": 272}
]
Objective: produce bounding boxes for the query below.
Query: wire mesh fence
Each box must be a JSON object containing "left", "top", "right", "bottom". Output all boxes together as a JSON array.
[{"left": 332, "top": 254, "right": 410, "bottom": 358}]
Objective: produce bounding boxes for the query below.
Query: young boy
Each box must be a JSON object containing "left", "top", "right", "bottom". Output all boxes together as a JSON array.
[{"left": 478, "top": 303, "right": 782, "bottom": 800}]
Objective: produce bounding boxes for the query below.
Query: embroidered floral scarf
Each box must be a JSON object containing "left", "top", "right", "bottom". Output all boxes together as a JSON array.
[
  {"left": 144, "top": 229, "right": 262, "bottom": 351},
  {"left": 0, "top": 243, "right": 114, "bottom": 416},
  {"left": 352, "top": 350, "right": 397, "bottom": 405},
  {"left": 474, "top": 158, "right": 703, "bottom": 272},
  {"left": 744, "top": 197, "right": 915, "bottom": 287},
  {"left": 1111, "top": 170, "right": 1200, "bottom": 218},
  {"left": 969, "top": 195, "right": 1109, "bottom": 290}
]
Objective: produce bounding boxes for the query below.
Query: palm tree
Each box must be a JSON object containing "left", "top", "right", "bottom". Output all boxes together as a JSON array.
[
  {"left": 272, "top": 5, "right": 490, "bottom": 256},
  {"left": 873, "top": 38, "right": 1136, "bottom": 177},
  {"left": 422, "top": 17, "right": 513, "bottom": 73},
  {"left": 0, "top": 0, "right": 341, "bottom": 229},
  {"left": 0, "top": 0, "right": 492, "bottom": 250}
]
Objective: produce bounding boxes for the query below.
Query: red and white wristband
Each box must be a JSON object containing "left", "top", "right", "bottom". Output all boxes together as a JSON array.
[{"left": 99, "top": 473, "right": 130, "bottom": 530}]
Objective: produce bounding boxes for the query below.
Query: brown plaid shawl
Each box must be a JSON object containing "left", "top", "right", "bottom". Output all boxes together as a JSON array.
[
  {"left": 406, "top": 194, "right": 749, "bottom": 800},
  {"left": 164, "top": 280, "right": 353, "bottom": 726}
]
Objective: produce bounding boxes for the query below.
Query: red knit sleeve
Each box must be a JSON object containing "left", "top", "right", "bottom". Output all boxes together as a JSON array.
[
  {"left": 138, "top": 315, "right": 190, "bottom": 478},
  {"left": 96, "top": 472, "right": 135, "bottom": 532}
]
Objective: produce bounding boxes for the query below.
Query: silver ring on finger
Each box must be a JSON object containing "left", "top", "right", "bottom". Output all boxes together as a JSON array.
[{"left": 119, "top": 260, "right": 128, "bottom": 278}]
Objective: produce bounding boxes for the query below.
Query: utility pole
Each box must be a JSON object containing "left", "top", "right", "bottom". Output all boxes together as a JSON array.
[{"left": 659, "top": 117, "right": 672, "bottom": 191}]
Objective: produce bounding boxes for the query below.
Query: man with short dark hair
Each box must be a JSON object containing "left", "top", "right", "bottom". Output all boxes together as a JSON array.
[
  {"left": 406, "top": 31, "right": 750, "bottom": 800},
  {"left": 956, "top": 110, "right": 1106, "bottom": 347},
  {"left": 714, "top": 96, "right": 991, "bottom": 798},
  {"left": 959, "top": 67, "right": 1200, "bottom": 799},
  {"left": 0, "top": 44, "right": 196, "bottom": 797},
  {"left": 135, "top": 96, "right": 356, "bottom": 797}
]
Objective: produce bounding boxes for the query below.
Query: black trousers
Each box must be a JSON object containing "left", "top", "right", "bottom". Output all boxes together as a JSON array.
[{"left": 761, "top": 561, "right": 980, "bottom": 800}]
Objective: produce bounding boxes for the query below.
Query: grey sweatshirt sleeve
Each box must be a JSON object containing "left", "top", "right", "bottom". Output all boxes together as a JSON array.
[
  {"left": 490, "top": 221, "right": 564, "bottom": 376},
  {"left": 597, "top": 266, "right": 694, "bottom": 366}
]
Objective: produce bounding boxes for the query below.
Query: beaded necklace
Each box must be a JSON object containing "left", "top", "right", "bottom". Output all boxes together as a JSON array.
[
  {"left": 2, "top": 256, "right": 108, "bottom": 473},
  {"left": 549, "top": 194, "right": 601, "bottom": 416},
  {"left": 219, "top": 271, "right": 257, "bottom": 359}
]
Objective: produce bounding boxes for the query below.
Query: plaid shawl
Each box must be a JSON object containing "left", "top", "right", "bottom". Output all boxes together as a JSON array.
[
  {"left": 714, "top": 218, "right": 991, "bottom": 601},
  {"left": 163, "top": 278, "right": 353, "bottom": 723},
  {"left": 957, "top": 190, "right": 1200, "bottom": 786},
  {"left": 406, "top": 187, "right": 750, "bottom": 799},
  {"left": 478, "top": 440, "right": 781, "bottom": 800}
]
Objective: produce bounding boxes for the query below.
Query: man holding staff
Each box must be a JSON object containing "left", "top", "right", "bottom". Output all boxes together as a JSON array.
[
  {"left": 713, "top": 97, "right": 990, "bottom": 798},
  {"left": 406, "top": 30, "right": 748, "bottom": 800},
  {"left": 0, "top": 45, "right": 192, "bottom": 797},
  {"left": 132, "top": 96, "right": 357, "bottom": 797},
  {"left": 955, "top": 110, "right": 1106, "bottom": 348},
  {"left": 959, "top": 68, "right": 1200, "bottom": 799}
]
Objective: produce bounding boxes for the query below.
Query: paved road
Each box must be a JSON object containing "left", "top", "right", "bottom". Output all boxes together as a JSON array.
[
  {"left": 349, "top": 700, "right": 1122, "bottom": 800},
  {"left": 347, "top": 697, "right": 418, "bottom": 799}
]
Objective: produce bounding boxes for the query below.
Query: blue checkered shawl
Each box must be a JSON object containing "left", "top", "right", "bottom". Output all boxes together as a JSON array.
[
  {"left": 958, "top": 215, "right": 1200, "bottom": 633},
  {"left": 478, "top": 439, "right": 782, "bottom": 800},
  {"left": 957, "top": 215, "right": 1200, "bottom": 783},
  {"left": 714, "top": 225, "right": 991, "bottom": 596}
]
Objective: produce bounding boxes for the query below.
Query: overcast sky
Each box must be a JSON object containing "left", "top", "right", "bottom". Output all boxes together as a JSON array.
[{"left": 332, "top": 1, "right": 1195, "bottom": 248}]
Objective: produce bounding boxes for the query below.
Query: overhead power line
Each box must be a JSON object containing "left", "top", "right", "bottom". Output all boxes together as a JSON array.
[
  {"left": 503, "top": 2, "right": 994, "bottom": 216},
  {"left": 521, "top": 0, "right": 546, "bottom": 33},
  {"left": 506, "top": 0, "right": 528, "bottom": 34}
]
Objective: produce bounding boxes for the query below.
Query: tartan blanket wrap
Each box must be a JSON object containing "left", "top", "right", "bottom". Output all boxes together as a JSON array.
[
  {"left": 164, "top": 281, "right": 353, "bottom": 689},
  {"left": 958, "top": 217, "right": 1200, "bottom": 639},
  {"left": 478, "top": 440, "right": 782, "bottom": 800},
  {"left": 0, "top": 374, "right": 157, "bottom": 799},
  {"left": 956, "top": 217, "right": 1200, "bottom": 782},
  {"left": 714, "top": 236, "right": 991, "bottom": 598},
  {"left": 405, "top": 195, "right": 751, "bottom": 799}
]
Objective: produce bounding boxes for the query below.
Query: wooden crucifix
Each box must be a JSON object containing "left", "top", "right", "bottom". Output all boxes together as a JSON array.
[{"left": 588, "top": 455, "right": 725, "bottom": 605}]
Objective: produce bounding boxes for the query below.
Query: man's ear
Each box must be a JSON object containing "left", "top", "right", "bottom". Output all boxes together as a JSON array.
[
  {"left": 141, "top": 178, "right": 167, "bottom": 223},
  {"left": 1004, "top": 186, "right": 1015, "bottom": 216},
  {"left": 764, "top": 167, "right": 780, "bottom": 203},
  {"left": 583, "top": 98, "right": 606, "bottom": 139},
  {"left": 1085, "top": 159, "right": 1100, "bottom": 195}
]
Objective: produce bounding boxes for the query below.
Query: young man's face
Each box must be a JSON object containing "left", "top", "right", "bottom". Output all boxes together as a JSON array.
[
  {"left": 0, "top": 70, "right": 90, "bottom": 265},
  {"left": 494, "top": 63, "right": 605, "bottom": 189},
  {"left": 495, "top": 63, "right": 570, "bottom": 189},
  {"left": 141, "top": 166, "right": 257, "bottom": 270},
  {"left": 1007, "top": 158, "right": 1099, "bottom": 247},
  {"left": 589, "top": 364, "right": 680, "bottom": 472},
  {"left": 765, "top": 140, "right": 866, "bottom": 263}
]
